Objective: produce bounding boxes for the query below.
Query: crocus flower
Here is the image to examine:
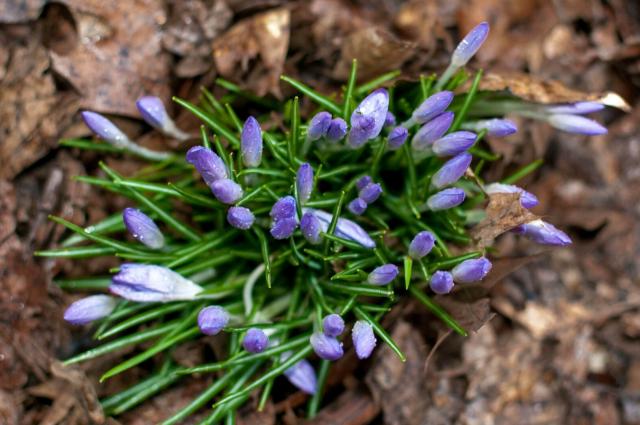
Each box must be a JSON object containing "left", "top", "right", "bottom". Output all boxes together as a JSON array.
[
  {"left": 211, "top": 179, "right": 243, "bottom": 204},
  {"left": 81, "top": 111, "right": 130, "bottom": 147},
  {"left": 310, "top": 332, "right": 344, "bottom": 361},
  {"left": 431, "top": 152, "right": 472, "bottom": 188},
  {"left": 300, "top": 212, "right": 322, "bottom": 244},
  {"left": 186, "top": 146, "right": 228, "bottom": 185},
  {"left": 430, "top": 271, "right": 454, "bottom": 294},
  {"left": 412, "top": 112, "right": 455, "bottom": 151},
  {"left": 432, "top": 131, "right": 477, "bottom": 157},
  {"left": 384, "top": 111, "right": 396, "bottom": 127},
  {"left": 197, "top": 306, "right": 229, "bottom": 335},
  {"left": 451, "top": 257, "right": 492, "bottom": 284},
  {"left": 355, "top": 176, "right": 372, "bottom": 191},
  {"left": 547, "top": 114, "right": 607, "bottom": 135},
  {"left": 136, "top": 96, "right": 189, "bottom": 141},
  {"left": 388, "top": 126, "right": 409, "bottom": 150},
  {"left": 283, "top": 357, "right": 317, "bottom": 395},
  {"left": 270, "top": 196, "right": 297, "bottom": 221},
  {"left": 123, "top": 208, "right": 165, "bottom": 249},
  {"left": 241, "top": 116, "right": 263, "bottom": 166},
  {"left": 227, "top": 206, "right": 255, "bottom": 230},
  {"left": 367, "top": 264, "right": 399, "bottom": 285},
  {"left": 322, "top": 314, "right": 345, "bottom": 337},
  {"left": 348, "top": 88, "right": 389, "bottom": 147},
  {"left": 242, "top": 328, "right": 269, "bottom": 353},
  {"left": 546, "top": 101, "right": 604, "bottom": 115},
  {"left": 348, "top": 198, "right": 368, "bottom": 216},
  {"left": 463, "top": 119, "right": 517, "bottom": 137},
  {"left": 64, "top": 295, "right": 117, "bottom": 325},
  {"left": 270, "top": 218, "right": 298, "bottom": 240},
  {"left": 512, "top": 219, "right": 572, "bottom": 246},
  {"left": 409, "top": 231, "right": 435, "bottom": 259},
  {"left": 427, "top": 188, "right": 466, "bottom": 211},
  {"left": 484, "top": 183, "right": 539, "bottom": 209},
  {"left": 411, "top": 91, "right": 454, "bottom": 125},
  {"left": 352, "top": 320, "right": 376, "bottom": 359},
  {"left": 451, "top": 22, "right": 490, "bottom": 67},
  {"left": 304, "top": 208, "right": 376, "bottom": 249},
  {"left": 348, "top": 115, "right": 376, "bottom": 148},
  {"left": 326, "top": 118, "right": 348, "bottom": 142},
  {"left": 359, "top": 183, "right": 382, "bottom": 204},
  {"left": 296, "top": 163, "right": 314, "bottom": 204},
  {"left": 307, "top": 112, "right": 332, "bottom": 141},
  {"left": 110, "top": 264, "right": 203, "bottom": 302}
]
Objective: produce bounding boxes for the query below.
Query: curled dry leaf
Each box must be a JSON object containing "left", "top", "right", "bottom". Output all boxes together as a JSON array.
[{"left": 0, "top": 0, "right": 46, "bottom": 23}]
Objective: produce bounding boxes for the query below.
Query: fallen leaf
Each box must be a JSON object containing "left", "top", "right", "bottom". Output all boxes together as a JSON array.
[
  {"left": 0, "top": 0, "right": 46, "bottom": 23},
  {"left": 393, "top": 0, "right": 439, "bottom": 51},
  {"left": 305, "top": 388, "right": 379, "bottom": 425},
  {"left": 471, "top": 193, "right": 538, "bottom": 249}
]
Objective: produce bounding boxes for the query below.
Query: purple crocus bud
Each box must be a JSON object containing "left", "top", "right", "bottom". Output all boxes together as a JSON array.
[
  {"left": 359, "top": 183, "right": 382, "bottom": 204},
  {"left": 409, "top": 231, "right": 435, "bottom": 259},
  {"left": 307, "top": 112, "right": 332, "bottom": 141},
  {"left": 347, "top": 198, "right": 368, "bottom": 216},
  {"left": 546, "top": 101, "right": 604, "bottom": 115},
  {"left": 270, "top": 196, "right": 297, "bottom": 221},
  {"left": 426, "top": 188, "right": 466, "bottom": 211},
  {"left": 513, "top": 219, "right": 572, "bottom": 246},
  {"left": 186, "top": 146, "right": 228, "bottom": 185},
  {"left": 322, "top": 314, "right": 345, "bottom": 337},
  {"left": 384, "top": 111, "right": 396, "bottom": 127},
  {"left": 270, "top": 218, "right": 298, "bottom": 240},
  {"left": 310, "top": 332, "right": 344, "bottom": 361},
  {"left": 412, "top": 112, "right": 455, "bottom": 150},
  {"left": 388, "top": 126, "right": 409, "bottom": 150},
  {"left": 64, "top": 295, "right": 117, "bottom": 325},
  {"left": 283, "top": 357, "right": 317, "bottom": 395},
  {"left": 451, "top": 22, "right": 490, "bottom": 67},
  {"left": 451, "top": 257, "right": 492, "bottom": 284},
  {"left": 348, "top": 115, "right": 376, "bottom": 148},
  {"left": 547, "top": 114, "right": 607, "bottom": 135},
  {"left": 211, "top": 179, "right": 243, "bottom": 204},
  {"left": 350, "top": 88, "right": 389, "bottom": 142},
  {"left": 326, "top": 118, "right": 348, "bottom": 142},
  {"left": 367, "top": 264, "right": 399, "bottom": 285},
  {"left": 197, "top": 306, "right": 229, "bottom": 335},
  {"left": 304, "top": 208, "right": 376, "bottom": 249},
  {"left": 123, "top": 208, "right": 165, "bottom": 249},
  {"left": 136, "top": 96, "right": 169, "bottom": 129},
  {"left": 411, "top": 91, "right": 454, "bottom": 125},
  {"left": 465, "top": 118, "right": 517, "bottom": 137},
  {"left": 430, "top": 271, "right": 454, "bottom": 294},
  {"left": 355, "top": 176, "right": 372, "bottom": 191},
  {"left": 296, "top": 163, "right": 314, "bottom": 204},
  {"left": 227, "top": 206, "right": 255, "bottom": 230},
  {"left": 352, "top": 320, "right": 376, "bottom": 359},
  {"left": 110, "top": 264, "right": 203, "bottom": 302},
  {"left": 300, "top": 212, "right": 322, "bottom": 244},
  {"left": 484, "top": 183, "right": 539, "bottom": 209},
  {"left": 241, "top": 116, "right": 263, "bottom": 167},
  {"left": 432, "top": 131, "right": 476, "bottom": 157},
  {"left": 242, "top": 328, "right": 269, "bottom": 353},
  {"left": 431, "top": 152, "right": 472, "bottom": 189},
  {"left": 81, "top": 111, "right": 130, "bottom": 146}
]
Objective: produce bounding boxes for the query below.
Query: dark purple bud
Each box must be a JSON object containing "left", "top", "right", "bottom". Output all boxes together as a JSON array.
[
  {"left": 347, "top": 198, "right": 368, "bottom": 216},
  {"left": 352, "top": 320, "right": 376, "bottom": 359},
  {"left": 306, "top": 208, "right": 376, "bottom": 249},
  {"left": 359, "top": 183, "right": 382, "bottom": 204},
  {"left": 242, "top": 328, "right": 269, "bottom": 353},
  {"left": 350, "top": 88, "right": 389, "bottom": 142},
  {"left": 546, "top": 102, "right": 604, "bottom": 115},
  {"left": 307, "top": 112, "right": 332, "bottom": 141},
  {"left": 426, "top": 188, "right": 466, "bottom": 211},
  {"left": 384, "top": 111, "right": 396, "bottom": 127},
  {"left": 270, "top": 217, "right": 298, "bottom": 240},
  {"left": 513, "top": 219, "right": 572, "bottom": 246},
  {"left": 348, "top": 115, "right": 376, "bottom": 148},
  {"left": 430, "top": 271, "right": 454, "bottom": 294},
  {"left": 227, "top": 206, "right": 255, "bottom": 230},
  {"left": 64, "top": 295, "right": 117, "bottom": 325},
  {"left": 186, "top": 146, "right": 228, "bottom": 185},
  {"left": 547, "top": 114, "right": 607, "bottom": 135},
  {"left": 123, "top": 208, "right": 165, "bottom": 249},
  {"left": 110, "top": 264, "right": 203, "bottom": 302},
  {"left": 284, "top": 357, "right": 317, "bottom": 395},
  {"left": 484, "top": 183, "right": 539, "bottom": 209},
  {"left": 270, "top": 196, "right": 297, "bottom": 221},
  {"left": 241, "top": 116, "right": 263, "bottom": 166},
  {"left": 412, "top": 112, "right": 455, "bottom": 150},
  {"left": 388, "top": 126, "right": 409, "bottom": 150},
  {"left": 467, "top": 119, "right": 517, "bottom": 137},
  {"left": 81, "top": 111, "right": 130, "bottom": 146},
  {"left": 197, "top": 306, "right": 229, "bottom": 335},
  {"left": 431, "top": 152, "right": 472, "bottom": 189},
  {"left": 452, "top": 22, "right": 489, "bottom": 66},
  {"left": 409, "top": 231, "right": 435, "bottom": 259},
  {"left": 355, "top": 176, "right": 373, "bottom": 191},
  {"left": 300, "top": 212, "right": 322, "bottom": 244},
  {"left": 412, "top": 91, "right": 454, "bottom": 124},
  {"left": 310, "top": 332, "right": 344, "bottom": 361},
  {"left": 136, "top": 96, "right": 169, "bottom": 129},
  {"left": 367, "top": 264, "right": 399, "bottom": 285},
  {"left": 326, "top": 118, "right": 348, "bottom": 142},
  {"left": 322, "top": 314, "right": 345, "bottom": 337},
  {"left": 296, "top": 163, "right": 314, "bottom": 204},
  {"left": 210, "top": 179, "right": 243, "bottom": 204},
  {"left": 451, "top": 257, "right": 492, "bottom": 284},
  {"left": 432, "top": 131, "right": 477, "bottom": 157}
]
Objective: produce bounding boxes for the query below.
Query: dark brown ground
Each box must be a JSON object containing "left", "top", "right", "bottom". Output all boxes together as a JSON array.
[{"left": 1, "top": 1, "right": 639, "bottom": 424}]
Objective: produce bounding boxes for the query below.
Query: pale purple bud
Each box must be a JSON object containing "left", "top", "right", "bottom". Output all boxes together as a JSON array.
[
  {"left": 136, "top": 96, "right": 169, "bottom": 129},
  {"left": 547, "top": 114, "right": 607, "bottom": 135},
  {"left": 359, "top": 183, "right": 382, "bottom": 204},
  {"left": 432, "top": 131, "right": 476, "bottom": 157},
  {"left": 546, "top": 101, "right": 604, "bottom": 115},
  {"left": 81, "top": 111, "right": 130, "bottom": 146},
  {"left": 283, "top": 357, "right": 317, "bottom": 395},
  {"left": 465, "top": 119, "right": 517, "bottom": 137},
  {"left": 326, "top": 118, "right": 348, "bottom": 142},
  {"left": 431, "top": 152, "right": 472, "bottom": 188},
  {"left": 352, "top": 320, "right": 376, "bottom": 359},
  {"left": 123, "top": 208, "right": 165, "bottom": 249},
  {"left": 451, "top": 257, "right": 492, "bottom": 284},
  {"left": 241, "top": 116, "right": 263, "bottom": 166},
  {"left": 322, "top": 314, "right": 345, "bottom": 337},
  {"left": 310, "top": 332, "right": 344, "bottom": 361},
  {"left": 408, "top": 230, "right": 435, "bottom": 259},
  {"left": 384, "top": 111, "right": 396, "bottom": 127},
  {"left": 484, "top": 183, "right": 539, "bottom": 209},
  {"left": 186, "top": 146, "right": 228, "bottom": 185},
  {"left": 64, "top": 295, "right": 117, "bottom": 325},
  {"left": 350, "top": 88, "right": 389, "bottom": 142},
  {"left": 388, "top": 126, "right": 409, "bottom": 150},
  {"left": 110, "top": 264, "right": 203, "bottom": 302},
  {"left": 211, "top": 179, "right": 243, "bottom": 204},
  {"left": 426, "top": 188, "right": 466, "bottom": 211},
  {"left": 307, "top": 112, "right": 332, "bottom": 141},
  {"left": 355, "top": 176, "right": 372, "bottom": 191},
  {"left": 197, "top": 306, "right": 229, "bottom": 335},
  {"left": 296, "top": 163, "right": 314, "bottom": 204},
  {"left": 367, "top": 264, "right": 399, "bottom": 285},
  {"left": 270, "top": 196, "right": 297, "bottom": 221},
  {"left": 412, "top": 112, "right": 455, "bottom": 150},
  {"left": 451, "top": 22, "right": 489, "bottom": 67},
  {"left": 270, "top": 218, "right": 298, "bottom": 240},
  {"left": 304, "top": 208, "right": 375, "bottom": 249},
  {"left": 412, "top": 91, "right": 454, "bottom": 124},
  {"left": 242, "top": 328, "right": 269, "bottom": 353},
  {"left": 348, "top": 115, "right": 376, "bottom": 148},
  {"left": 348, "top": 198, "right": 368, "bottom": 216},
  {"left": 300, "top": 212, "right": 322, "bottom": 244},
  {"left": 227, "top": 206, "right": 255, "bottom": 230},
  {"left": 430, "top": 271, "right": 454, "bottom": 294},
  {"left": 512, "top": 219, "right": 572, "bottom": 246}
]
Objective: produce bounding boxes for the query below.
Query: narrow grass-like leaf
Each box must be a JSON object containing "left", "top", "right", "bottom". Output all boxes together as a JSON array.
[
  {"left": 451, "top": 69, "right": 483, "bottom": 131},
  {"left": 174, "top": 97, "right": 240, "bottom": 147},
  {"left": 355, "top": 70, "right": 400, "bottom": 96},
  {"left": 409, "top": 286, "right": 467, "bottom": 336},
  {"left": 342, "top": 59, "right": 358, "bottom": 120},
  {"left": 280, "top": 76, "right": 341, "bottom": 115},
  {"left": 35, "top": 245, "right": 115, "bottom": 258},
  {"left": 254, "top": 227, "right": 272, "bottom": 289},
  {"left": 502, "top": 159, "right": 543, "bottom": 184},
  {"left": 98, "top": 303, "right": 185, "bottom": 340},
  {"left": 55, "top": 276, "right": 111, "bottom": 290}
]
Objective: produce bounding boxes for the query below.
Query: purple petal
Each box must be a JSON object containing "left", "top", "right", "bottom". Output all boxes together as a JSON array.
[
  {"left": 242, "top": 328, "right": 269, "bottom": 353},
  {"left": 348, "top": 115, "right": 375, "bottom": 148},
  {"left": 210, "top": 179, "right": 243, "bottom": 204},
  {"left": 322, "top": 314, "right": 345, "bottom": 337},
  {"left": 412, "top": 112, "right": 455, "bottom": 150},
  {"left": 123, "top": 208, "right": 165, "bottom": 249},
  {"left": 359, "top": 183, "right": 382, "bottom": 204},
  {"left": 546, "top": 101, "right": 604, "bottom": 115},
  {"left": 426, "top": 188, "right": 466, "bottom": 211},
  {"left": 227, "top": 206, "right": 255, "bottom": 230},
  {"left": 347, "top": 198, "right": 368, "bottom": 216},
  {"left": 300, "top": 212, "right": 322, "bottom": 244},
  {"left": 352, "top": 320, "right": 376, "bottom": 359},
  {"left": 270, "top": 196, "right": 297, "bottom": 221},
  {"left": 388, "top": 126, "right": 409, "bottom": 150},
  {"left": 307, "top": 112, "right": 332, "bottom": 141},
  {"left": 367, "top": 264, "right": 399, "bottom": 285},
  {"left": 270, "top": 217, "right": 298, "bottom": 240},
  {"left": 110, "top": 264, "right": 203, "bottom": 302},
  {"left": 467, "top": 119, "right": 517, "bottom": 137},
  {"left": 310, "top": 332, "right": 344, "bottom": 361},
  {"left": 296, "top": 163, "right": 314, "bottom": 204},
  {"left": 355, "top": 176, "right": 372, "bottom": 191},
  {"left": 412, "top": 91, "right": 454, "bottom": 124},
  {"left": 430, "top": 271, "right": 454, "bottom": 294},
  {"left": 384, "top": 111, "right": 396, "bottom": 127},
  {"left": 305, "top": 208, "right": 376, "bottom": 249},
  {"left": 513, "top": 219, "right": 572, "bottom": 246},
  {"left": 350, "top": 88, "right": 389, "bottom": 142},
  {"left": 198, "top": 306, "right": 229, "bottom": 335},
  {"left": 431, "top": 152, "right": 472, "bottom": 189},
  {"left": 484, "top": 183, "right": 539, "bottom": 209},
  {"left": 136, "top": 96, "right": 168, "bottom": 129},
  {"left": 326, "top": 118, "right": 348, "bottom": 142},
  {"left": 241, "top": 116, "right": 263, "bottom": 166},
  {"left": 284, "top": 357, "right": 317, "bottom": 395},
  {"left": 186, "top": 146, "right": 228, "bottom": 185},
  {"left": 64, "top": 295, "right": 117, "bottom": 325},
  {"left": 432, "top": 131, "right": 477, "bottom": 157},
  {"left": 81, "top": 111, "right": 129, "bottom": 146},
  {"left": 451, "top": 257, "right": 492, "bottom": 284},
  {"left": 452, "top": 22, "right": 489, "bottom": 66},
  {"left": 547, "top": 114, "right": 607, "bottom": 135},
  {"left": 409, "top": 231, "right": 435, "bottom": 259}
]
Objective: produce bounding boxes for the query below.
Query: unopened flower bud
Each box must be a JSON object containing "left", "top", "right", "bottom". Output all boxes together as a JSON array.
[
  {"left": 411, "top": 91, "right": 454, "bottom": 125},
  {"left": 322, "top": 314, "right": 345, "bottom": 337},
  {"left": 110, "top": 264, "right": 203, "bottom": 302},
  {"left": 283, "top": 357, "right": 317, "bottom": 395},
  {"left": 197, "top": 306, "right": 229, "bottom": 335},
  {"left": 81, "top": 111, "right": 130, "bottom": 147},
  {"left": 484, "top": 183, "right": 539, "bottom": 209},
  {"left": 547, "top": 114, "right": 607, "bottom": 136},
  {"left": 123, "top": 208, "right": 165, "bottom": 249},
  {"left": 432, "top": 131, "right": 476, "bottom": 157},
  {"left": 241, "top": 116, "right": 263, "bottom": 166},
  {"left": 426, "top": 188, "right": 466, "bottom": 211},
  {"left": 310, "top": 332, "right": 344, "bottom": 361},
  {"left": 431, "top": 152, "right": 472, "bottom": 189},
  {"left": 451, "top": 22, "right": 489, "bottom": 67},
  {"left": 512, "top": 219, "right": 572, "bottom": 246},
  {"left": 300, "top": 212, "right": 322, "bottom": 244},
  {"left": 296, "top": 163, "right": 314, "bottom": 204},
  {"left": 359, "top": 183, "right": 382, "bottom": 204},
  {"left": 352, "top": 320, "right": 376, "bottom": 359},
  {"left": 307, "top": 112, "right": 332, "bottom": 141},
  {"left": 348, "top": 198, "right": 368, "bottom": 216},
  {"left": 430, "top": 271, "right": 454, "bottom": 294},
  {"left": 227, "top": 206, "right": 255, "bottom": 230},
  {"left": 451, "top": 257, "right": 492, "bottom": 284},
  {"left": 211, "top": 179, "right": 243, "bottom": 204},
  {"left": 388, "top": 126, "right": 409, "bottom": 150},
  {"left": 409, "top": 231, "right": 435, "bottom": 259},
  {"left": 326, "top": 118, "right": 348, "bottom": 142},
  {"left": 367, "top": 264, "right": 399, "bottom": 285},
  {"left": 186, "top": 146, "right": 228, "bottom": 185},
  {"left": 305, "top": 208, "right": 376, "bottom": 249},
  {"left": 242, "top": 328, "right": 269, "bottom": 353},
  {"left": 412, "top": 112, "right": 455, "bottom": 150},
  {"left": 64, "top": 295, "right": 117, "bottom": 325}
]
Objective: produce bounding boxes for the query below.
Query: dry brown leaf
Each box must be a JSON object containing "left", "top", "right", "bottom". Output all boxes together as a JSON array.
[
  {"left": 393, "top": 0, "right": 439, "bottom": 51},
  {"left": 0, "top": 0, "right": 46, "bottom": 23},
  {"left": 305, "top": 389, "right": 379, "bottom": 425},
  {"left": 471, "top": 193, "right": 538, "bottom": 249}
]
